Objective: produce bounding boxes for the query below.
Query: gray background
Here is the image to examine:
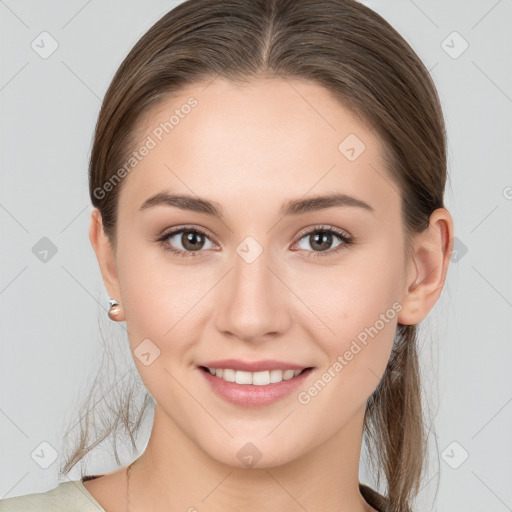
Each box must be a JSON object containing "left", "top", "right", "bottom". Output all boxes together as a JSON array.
[{"left": 1, "top": 1, "right": 511, "bottom": 511}]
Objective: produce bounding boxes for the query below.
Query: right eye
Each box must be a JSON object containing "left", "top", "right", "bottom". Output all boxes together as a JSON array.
[{"left": 157, "top": 226, "right": 217, "bottom": 257}]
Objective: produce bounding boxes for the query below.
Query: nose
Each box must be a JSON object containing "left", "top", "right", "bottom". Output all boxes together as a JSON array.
[{"left": 213, "top": 246, "right": 292, "bottom": 343}]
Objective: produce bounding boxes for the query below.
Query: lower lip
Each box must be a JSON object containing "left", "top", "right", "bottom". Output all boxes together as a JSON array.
[{"left": 198, "top": 367, "right": 314, "bottom": 408}]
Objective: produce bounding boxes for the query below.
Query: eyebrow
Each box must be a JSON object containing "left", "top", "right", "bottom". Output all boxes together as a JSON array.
[{"left": 139, "top": 191, "right": 374, "bottom": 217}]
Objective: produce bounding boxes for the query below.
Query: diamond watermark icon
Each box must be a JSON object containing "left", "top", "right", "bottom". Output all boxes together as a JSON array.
[
  {"left": 338, "top": 133, "right": 366, "bottom": 161},
  {"left": 441, "top": 441, "right": 469, "bottom": 469},
  {"left": 236, "top": 442, "right": 262, "bottom": 467},
  {"left": 32, "top": 237, "right": 58, "bottom": 263},
  {"left": 134, "top": 338, "right": 161, "bottom": 366},
  {"left": 441, "top": 31, "right": 469, "bottom": 59},
  {"left": 31, "top": 441, "right": 58, "bottom": 469},
  {"left": 236, "top": 236, "right": 263, "bottom": 264},
  {"left": 450, "top": 237, "right": 468, "bottom": 263},
  {"left": 31, "top": 31, "right": 59, "bottom": 59}
]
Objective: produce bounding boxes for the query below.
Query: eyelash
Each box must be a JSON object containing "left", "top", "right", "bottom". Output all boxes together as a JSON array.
[{"left": 156, "top": 224, "right": 354, "bottom": 259}]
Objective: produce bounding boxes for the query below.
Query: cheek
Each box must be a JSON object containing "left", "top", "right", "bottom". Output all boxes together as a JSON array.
[
  {"left": 116, "top": 236, "right": 216, "bottom": 353},
  {"left": 293, "top": 242, "right": 404, "bottom": 393},
  {"left": 114, "top": 244, "right": 214, "bottom": 406},
  {"left": 296, "top": 243, "right": 404, "bottom": 339},
  {"left": 295, "top": 280, "right": 400, "bottom": 422}
]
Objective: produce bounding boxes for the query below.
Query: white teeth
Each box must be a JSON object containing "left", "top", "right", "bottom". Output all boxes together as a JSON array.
[
  {"left": 235, "top": 371, "right": 253, "bottom": 385},
  {"left": 253, "top": 371, "right": 270, "bottom": 386},
  {"left": 205, "top": 367, "right": 306, "bottom": 385},
  {"left": 222, "top": 368, "right": 235, "bottom": 382},
  {"left": 269, "top": 369, "right": 283, "bottom": 383},
  {"left": 283, "top": 369, "right": 295, "bottom": 380}
]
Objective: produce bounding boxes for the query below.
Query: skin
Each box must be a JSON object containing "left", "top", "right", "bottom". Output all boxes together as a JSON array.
[{"left": 87, "top": 77, "right": 454, "bottom": 512}]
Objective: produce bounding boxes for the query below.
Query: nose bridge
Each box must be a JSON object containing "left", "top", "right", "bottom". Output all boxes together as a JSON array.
[
  {"left": 231, "top": 235, "right": 277, "bottom": 305},
  {"left": 214, "top": 234, "right": 290, "bottom": 340}
]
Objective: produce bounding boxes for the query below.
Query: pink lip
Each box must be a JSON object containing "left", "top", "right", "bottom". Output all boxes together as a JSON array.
[
  {"left": 198, "top": 359, "right": 310, "bottom": 372},
  {"left": 197, "top": 366, "right": 315, "bottom": 408}
]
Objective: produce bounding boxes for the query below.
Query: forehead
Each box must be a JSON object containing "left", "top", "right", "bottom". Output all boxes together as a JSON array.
[{"left": 118, "top": 77, "right": 399, "bottom": 218}]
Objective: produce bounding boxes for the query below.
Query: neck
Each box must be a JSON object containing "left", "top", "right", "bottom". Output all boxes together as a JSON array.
[{"left": 126, "top": 404, "right": 375, "bottom": 512}]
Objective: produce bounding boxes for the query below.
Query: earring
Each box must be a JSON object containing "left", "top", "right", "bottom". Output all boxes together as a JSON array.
[{"left": 108, "top": 298, "right": 123, "bottom": 321}]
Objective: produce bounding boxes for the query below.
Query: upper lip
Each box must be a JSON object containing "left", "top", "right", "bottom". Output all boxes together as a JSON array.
[{"left": 198, "top": 359, "right": 313, "bottom": 372}]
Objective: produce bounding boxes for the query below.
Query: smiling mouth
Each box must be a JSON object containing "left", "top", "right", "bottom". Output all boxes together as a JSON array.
[{"left": 199, "top": 366, "right": 314, "bottom": 385}]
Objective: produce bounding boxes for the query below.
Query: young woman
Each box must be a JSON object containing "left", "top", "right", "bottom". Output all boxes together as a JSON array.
[{"left": 0, "top": 1, "right": 453, "bottom": 511}]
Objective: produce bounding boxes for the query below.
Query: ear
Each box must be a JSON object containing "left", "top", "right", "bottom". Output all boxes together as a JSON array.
[
  {"left": 397, "top": 207, "right": 454, "bottom": 326},
  {"left": 89, "top": 208, "right": 122, "bottom": 302}
]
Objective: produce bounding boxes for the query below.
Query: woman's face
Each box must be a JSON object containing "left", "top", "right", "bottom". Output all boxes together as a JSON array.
[{"left": 106, "top": 77, "right": 414, "bottom": 467}]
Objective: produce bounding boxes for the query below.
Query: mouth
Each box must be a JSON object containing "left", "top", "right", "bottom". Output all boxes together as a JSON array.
[
  {"left": 199, "top": 365, "right": 314, "bottom": 385},
  {"left": 197, "top": 363, "right": 316, "bottom": 408}
]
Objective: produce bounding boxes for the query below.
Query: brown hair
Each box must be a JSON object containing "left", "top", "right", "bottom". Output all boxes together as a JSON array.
[{"left": 62, "top": 1, "right": 447, "bottom": 510}]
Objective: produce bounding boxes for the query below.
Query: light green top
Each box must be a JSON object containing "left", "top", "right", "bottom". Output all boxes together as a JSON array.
[
  {"left": 0, "top": 480, "right": 392, "bottom": 511},
  {"left": 0, "top": 480, "right": 105, "bottom": 512}
]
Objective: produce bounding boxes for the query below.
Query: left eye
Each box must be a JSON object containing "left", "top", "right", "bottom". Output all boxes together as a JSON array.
[{"left": 293, "top": 226, "right": 352, "bottom": 256}]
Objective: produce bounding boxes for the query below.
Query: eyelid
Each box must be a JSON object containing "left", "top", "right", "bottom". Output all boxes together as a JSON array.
[
  {"left": 158, "top": 224, "right": 216, "bottom": 243},
  {"left": 293, "top": 224, "right": 351, "bottom": 242}
]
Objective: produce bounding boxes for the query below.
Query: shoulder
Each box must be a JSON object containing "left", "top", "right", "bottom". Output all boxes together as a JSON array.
[{"left": 0, "top": 480, "right": 104, "bottom": 512}]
